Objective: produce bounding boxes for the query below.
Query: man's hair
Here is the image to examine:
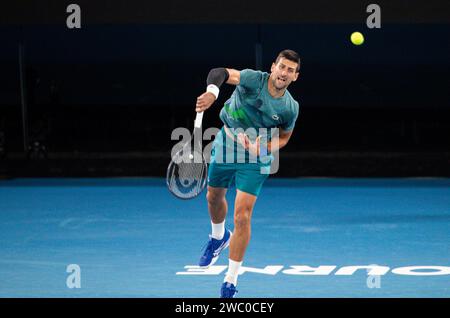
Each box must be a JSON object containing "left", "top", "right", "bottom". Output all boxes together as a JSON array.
[{"left": 275, "top": 49, "right": 301, "bottom": 72}]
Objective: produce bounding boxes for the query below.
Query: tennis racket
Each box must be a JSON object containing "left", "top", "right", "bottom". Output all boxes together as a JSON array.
[{"left": 166, "top": 111, "right": 207, "bottom": 199}]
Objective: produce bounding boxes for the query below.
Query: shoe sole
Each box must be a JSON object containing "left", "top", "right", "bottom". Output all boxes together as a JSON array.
[{"left": 198, "top": 231, "right": 232, "bottom": 269}]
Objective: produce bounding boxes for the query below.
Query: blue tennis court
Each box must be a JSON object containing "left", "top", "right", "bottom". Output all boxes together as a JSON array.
[{"left": 0, "top": 177, "right": 449, "bottom": 297}]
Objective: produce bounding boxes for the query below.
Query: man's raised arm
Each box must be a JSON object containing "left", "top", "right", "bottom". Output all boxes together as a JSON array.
[{"left": 196, "top": 68, "right": 240, "bottom": 112}]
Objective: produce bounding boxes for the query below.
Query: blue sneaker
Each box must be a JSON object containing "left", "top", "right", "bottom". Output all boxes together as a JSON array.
[
  {"left": 221, "top": 282, "right": 238, "bottom": 298},
  {"left": 199, "top": 229, "right": 232, "bottom": 268}
]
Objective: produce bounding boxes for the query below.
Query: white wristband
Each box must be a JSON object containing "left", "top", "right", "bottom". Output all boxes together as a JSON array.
[{"left": 207, "top": 84, "right": 220, "bottom": 100}]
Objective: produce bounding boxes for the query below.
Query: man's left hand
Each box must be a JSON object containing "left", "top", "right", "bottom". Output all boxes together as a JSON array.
[{"left": 237, "top": 133, "right": 261, "bottom": 157}]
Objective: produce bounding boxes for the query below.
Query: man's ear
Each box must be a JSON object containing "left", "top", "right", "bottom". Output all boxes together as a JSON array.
[
  {"left": 292, "top": 72, "right": 300, "bottom": 82},
  {"left": 271, "top": 63, "right": 276, "bottom": 73}
]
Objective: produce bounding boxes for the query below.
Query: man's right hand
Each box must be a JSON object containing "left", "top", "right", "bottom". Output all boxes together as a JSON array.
[{"left": 196, "top": 92, "right": 216, "bottom": 112}]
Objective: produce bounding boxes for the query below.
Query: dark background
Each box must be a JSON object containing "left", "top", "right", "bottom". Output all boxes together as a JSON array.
[{"left": 1, "top": 1, "right": 449, "bottom": 177}]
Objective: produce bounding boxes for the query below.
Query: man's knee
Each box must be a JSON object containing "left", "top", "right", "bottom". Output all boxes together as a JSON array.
[
  {"left": 207, "top": 188, "right": 226, "bottom": 206},
  {"left": 234, "top": 205, "right": 252, "bottom": 229}
]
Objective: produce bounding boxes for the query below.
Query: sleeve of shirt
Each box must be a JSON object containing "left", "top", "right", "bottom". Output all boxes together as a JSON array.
[
  {"left": 280, "top": 101, "right": 300, "bottom": 131},
  {"left": 239, "top": 69, "right": 264, "bottom": 91}
]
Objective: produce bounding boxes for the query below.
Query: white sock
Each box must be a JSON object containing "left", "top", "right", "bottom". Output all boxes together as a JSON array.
[
  {"left": 211, "top": 221, "right": 225, "bottom": 240},
  {"left": 224, "top": 259, "right": 242, "bottom": 286}
]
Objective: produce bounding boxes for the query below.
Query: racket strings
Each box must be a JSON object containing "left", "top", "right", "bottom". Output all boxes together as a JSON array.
[
  {"left": 166, "top": 127, "right": 207, "bottom": 199},
  {"left": 168, "top": 156, "right": 207, "bottom": 198}
]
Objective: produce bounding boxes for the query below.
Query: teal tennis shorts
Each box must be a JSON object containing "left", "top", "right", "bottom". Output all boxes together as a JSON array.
[{"left": 207, "top": 127, "right": 271, "bottom": 197}]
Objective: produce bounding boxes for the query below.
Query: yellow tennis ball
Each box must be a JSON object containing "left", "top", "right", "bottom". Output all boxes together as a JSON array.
[{"left": 351, "top": 32, "right": 364, "bottom": 45}]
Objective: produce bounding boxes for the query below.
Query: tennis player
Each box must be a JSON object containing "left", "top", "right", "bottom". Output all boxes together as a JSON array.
[{"left": 195, "top": 49, "right": 301, "bottom": 298}]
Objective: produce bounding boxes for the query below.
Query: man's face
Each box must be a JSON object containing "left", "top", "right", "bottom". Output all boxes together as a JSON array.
[{"left": 270, "top": 57, "right": 299, "bottom": 90}]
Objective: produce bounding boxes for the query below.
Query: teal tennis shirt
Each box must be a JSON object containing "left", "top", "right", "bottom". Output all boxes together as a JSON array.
[
  {"left": 213, "top": 69, "right": 300, "bottom": 167},
  {"left": 219, "top": 69, "right": 300, "bottom": 141}
]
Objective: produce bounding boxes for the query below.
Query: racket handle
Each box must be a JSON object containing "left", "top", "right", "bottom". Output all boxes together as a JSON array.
[{"left": 194, "top": 111, "right": 204, "bottom": 128}]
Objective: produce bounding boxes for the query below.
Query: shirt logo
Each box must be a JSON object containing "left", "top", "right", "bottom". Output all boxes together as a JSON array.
[{"left": 272, "top": 114, "right": 280, "bottom": 121}]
